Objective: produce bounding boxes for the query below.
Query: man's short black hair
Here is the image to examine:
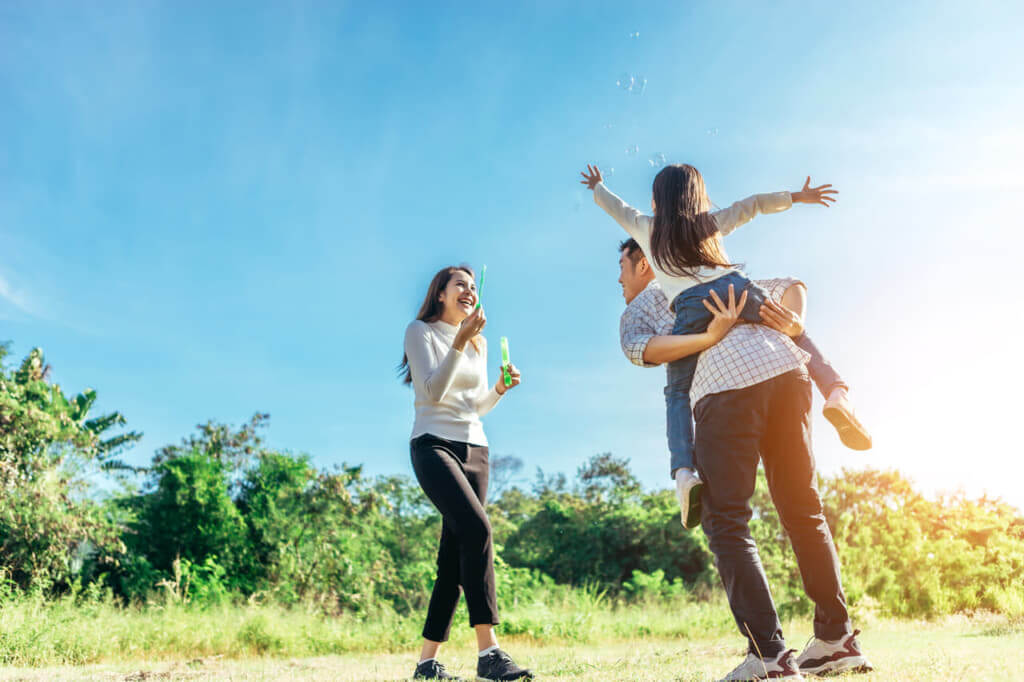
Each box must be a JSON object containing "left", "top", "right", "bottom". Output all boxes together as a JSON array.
[{"left": 619, "top": 238, "right": 644, "bottom": 264}]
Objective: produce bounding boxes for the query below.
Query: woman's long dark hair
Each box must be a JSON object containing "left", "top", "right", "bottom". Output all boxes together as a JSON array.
[
  {"left": 399, "top": 265, "right": 479, "bottom": 385},
  {"left": 649, "top": 164, "right": 737, "bottom": 277}
]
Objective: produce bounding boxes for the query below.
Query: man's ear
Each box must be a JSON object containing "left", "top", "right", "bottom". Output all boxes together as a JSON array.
[{"left": 637, "top": 257, "right": 651, "bottom": 275}]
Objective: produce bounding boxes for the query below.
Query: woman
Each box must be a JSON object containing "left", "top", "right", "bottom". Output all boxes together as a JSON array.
[{"left": 400, "top": 265, "right": 533, "bottom": 682}]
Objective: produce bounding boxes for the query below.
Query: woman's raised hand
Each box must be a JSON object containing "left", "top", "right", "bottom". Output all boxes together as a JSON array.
[
  {"left": 703, "top": 284, "right": 748, "bottom": 342},
  {"left": 579, "top": 164, "right": 603, "bottom": 190},
  {"left": 497, "top": 363, "right": 521, "bottom": 395},
  {"left": 453, "top": 306, "right": 486, "bottom": 351},
  {"left": 758, "top": 298, "right": 804, "bottom": 338},
  {"left": 791, "top": 176, "right": 838, "bottom": 207}
]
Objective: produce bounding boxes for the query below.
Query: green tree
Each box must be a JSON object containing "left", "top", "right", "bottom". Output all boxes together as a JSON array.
[
  {"left": 500, "top": 454, "right": 713, "bottom": 591},
  {"left": 0, "top": 344, "right": 140, "bottom": 590}
]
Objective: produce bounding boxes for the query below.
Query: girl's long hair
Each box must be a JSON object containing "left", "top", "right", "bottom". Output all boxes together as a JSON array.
[
  {"left": 399, "top": 265, "right": 480, "bottom": 385},
  {"left": 649, "top": 164, "right": 738, "bottom": 277}
]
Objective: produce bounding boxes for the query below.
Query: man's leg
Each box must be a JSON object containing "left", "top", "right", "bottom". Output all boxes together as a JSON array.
[
  {"left": 694, "top": 384, "right": 787, "bottom": 657},
  {"left": 760, "top": 369, "right": 852, "bottom": 642}
]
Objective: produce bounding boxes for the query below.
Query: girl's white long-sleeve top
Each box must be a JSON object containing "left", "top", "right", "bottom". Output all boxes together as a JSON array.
[
  {"left": 593, "top": 181, "right": 792, "bottom": 305},
  {"left": 404, "top": 319, "right": 502, "bottom": 446}
]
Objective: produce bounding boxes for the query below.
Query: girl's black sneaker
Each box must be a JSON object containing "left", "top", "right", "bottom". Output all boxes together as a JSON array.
[
  {"left": 414, "top": 659, "right": 464, "bottom": 680},
  {"left": 476, "top": 649, "right": 534, "bottom": 681}
]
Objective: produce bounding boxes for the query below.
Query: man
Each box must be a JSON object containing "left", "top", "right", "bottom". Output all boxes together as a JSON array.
[
  {"left": 618, "top": 238, "right": 870, "bottom": 529},
  {"left": 616, "top": 239, "right": 872, "bottom": 680}
]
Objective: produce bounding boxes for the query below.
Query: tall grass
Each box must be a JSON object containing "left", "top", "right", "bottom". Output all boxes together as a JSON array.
[{"left": 0, "top": 584, "right": 738, "bottom": 667}]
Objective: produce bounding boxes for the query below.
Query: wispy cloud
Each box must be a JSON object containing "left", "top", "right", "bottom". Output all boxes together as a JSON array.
[{"left": 0, "top": 271, "right": 37, "bottom": 318}]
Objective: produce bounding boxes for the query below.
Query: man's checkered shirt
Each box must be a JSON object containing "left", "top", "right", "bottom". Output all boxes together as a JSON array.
[{"left": 619, "top": 278, "right": 810, "bottom": 406}]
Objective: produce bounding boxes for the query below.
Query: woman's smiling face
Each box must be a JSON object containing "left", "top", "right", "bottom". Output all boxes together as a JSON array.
[{"left": 438, "top": 270, "right": 478, "bottom": 323}]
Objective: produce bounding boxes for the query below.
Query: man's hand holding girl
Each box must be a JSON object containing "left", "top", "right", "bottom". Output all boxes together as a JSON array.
[
  {"left": 703, "top": 284, "right": 748, "bottom": 342},
  {"left": 758, "top": 299, "right": 804, "bottom": 338}
]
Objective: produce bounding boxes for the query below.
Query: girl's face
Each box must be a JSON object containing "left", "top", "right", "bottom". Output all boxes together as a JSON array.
[{"left": 438, "top": 271, "right": 477, "bottom": 323}]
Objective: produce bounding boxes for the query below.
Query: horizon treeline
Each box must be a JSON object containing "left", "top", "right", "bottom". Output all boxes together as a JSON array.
[{"left": 1, "top": 342, "right": 1023, "bottom": 620}]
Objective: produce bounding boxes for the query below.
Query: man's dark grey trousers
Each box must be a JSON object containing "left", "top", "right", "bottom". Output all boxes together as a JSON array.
[{"left": 694, "top": 368, "right": 852, "bottom": 657}]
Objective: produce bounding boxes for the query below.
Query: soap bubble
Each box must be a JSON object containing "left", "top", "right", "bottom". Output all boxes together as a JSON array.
[
  {"left": 648, "top": 152, "right": 667, "bottom": 168},
  {"left": 628, "top": 31, "right": 640, "bottom": 39},
  {"left": 706, "top": 127, "right": 719, "bottom": 136},
  {"left": 615, "top": 73, "right": 647, "bottom": 94},
  {"left": 625, "top": 144, "right": 639, "bottom": 156}
]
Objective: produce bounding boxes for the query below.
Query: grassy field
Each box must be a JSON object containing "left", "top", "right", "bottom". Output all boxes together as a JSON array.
[
  {"left": 0, "top": 598, "right": 1020, "bottom": 681},
  {"left": 0, "top": 617, "right": 1020, "bottom": 680}
]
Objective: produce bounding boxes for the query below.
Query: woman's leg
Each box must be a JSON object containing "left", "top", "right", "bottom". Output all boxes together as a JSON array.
[
  {"left": 411, "top": 437, "right": 499, "bottom": 638},
  {"left": 418, "top": 520, "right": 461, "bottom": 651},
  {"left": 460, "top": 443, "right": 500, "bottom": 642}
]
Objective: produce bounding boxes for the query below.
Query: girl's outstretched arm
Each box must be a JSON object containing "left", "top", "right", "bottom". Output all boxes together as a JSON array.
[
  {"left": 580, "top": 164, "right": 603, "bottom": 190},
  {"left": 792, "top": 177, "right": 839, "bottom": 207},
  {"left": 712, "top": 192, "right": 793, "bottom": 237},
  {"left": 714, "top": 177, "right": 838, "bottom": 237},
  {"left": 580, "top": 164, "right": 649, "bottom": 239}
]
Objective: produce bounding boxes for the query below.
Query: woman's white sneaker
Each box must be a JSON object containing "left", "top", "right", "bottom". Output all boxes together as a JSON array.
[
  {"left": 796, "top": 629, "right": 873, "bottom": 676},
  {"left": 717, "top": 649, "right": 804, "bottom": 681}
]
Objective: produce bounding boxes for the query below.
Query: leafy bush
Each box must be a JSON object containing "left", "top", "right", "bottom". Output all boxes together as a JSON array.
[
  {"left": 498, "top": 454, "right": 714, "bottom": 593},
  {"left": 0, "top": 345, "right": 138, "bottom": 592}
]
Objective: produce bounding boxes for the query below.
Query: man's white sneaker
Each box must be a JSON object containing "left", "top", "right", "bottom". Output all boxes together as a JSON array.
[
  {"left": 717, "top": 649, "right": 804, "bottom": 681},
  {"left": 674, "top": 468, "right": 703, "bottom": 530},
  {"left": 796, "top": 629, "right": 873, "bottom": 676}
]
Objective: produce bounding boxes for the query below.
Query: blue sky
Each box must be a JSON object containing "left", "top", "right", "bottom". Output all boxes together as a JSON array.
[{"left": 2, "top": 1, "right": 1023, "bottom": 508}]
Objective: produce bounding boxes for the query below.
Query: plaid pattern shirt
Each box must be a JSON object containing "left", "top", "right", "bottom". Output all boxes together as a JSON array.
[{"left": 619, "top": 278, "right": 810, "bottom": 406}]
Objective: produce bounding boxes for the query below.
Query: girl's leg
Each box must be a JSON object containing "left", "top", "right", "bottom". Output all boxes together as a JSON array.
[
  {"left": 775, "top": 284, "right": 871, "bottom": 450},
  {"left": 776, "top": 282, "right": 849, "bottom": 398},
  {"left": 665, "top": 382, "right": 697, "bottom": 475},
  {"left": 666, "top": 273, "right": 760, "bottom": 476},
  {"left": 793, "top": 333, "right": 849, "bottom": 399}
]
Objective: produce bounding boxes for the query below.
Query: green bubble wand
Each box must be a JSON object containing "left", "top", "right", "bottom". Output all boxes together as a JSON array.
[
  {"left": 475, "top": 265, "right": 487, "bottom": 309},
  {"left": 500, "top": 336, "right": 512, "bottom": 387}
]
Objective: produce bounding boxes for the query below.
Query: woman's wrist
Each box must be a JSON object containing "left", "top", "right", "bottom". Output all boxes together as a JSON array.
[{"left": 495, "top": 381, "right": 506, "bottom": 396}]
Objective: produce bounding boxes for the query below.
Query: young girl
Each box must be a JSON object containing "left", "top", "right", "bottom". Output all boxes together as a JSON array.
[
  {"left": 400, "top": 266, "right": 533, "bottom": 682},
  {"left": 581, "top": 163, "right": 870, "bottom": 527}
]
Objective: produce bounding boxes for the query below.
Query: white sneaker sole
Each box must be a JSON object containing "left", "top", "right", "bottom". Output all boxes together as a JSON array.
[
  {"left": 716, "top": 672, "right": 803, "bottom": 681},
  {"left": 800, "top": 654, "right": 873, "bottom": 676},
  {"left": 822, "top": 404, "right": 872, "bottom": 451},
  {"left": 681, "top": 481, "right": 703, "bottom": 529}
]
